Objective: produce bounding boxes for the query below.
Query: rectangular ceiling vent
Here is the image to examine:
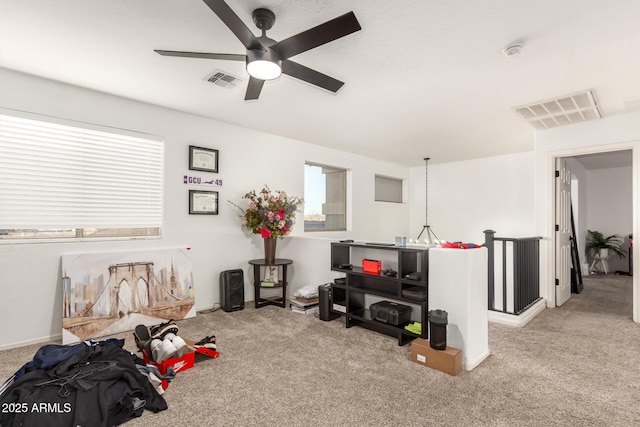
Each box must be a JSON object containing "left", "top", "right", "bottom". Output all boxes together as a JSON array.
[
  {"left": 205, "top": 70, "right": 243, "bottom": 89},
  {"left": 513, "top": 89, "right": 602, "bottom": 130}
]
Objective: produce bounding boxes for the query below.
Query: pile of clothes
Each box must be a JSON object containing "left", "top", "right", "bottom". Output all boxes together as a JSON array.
[
  {"left": 0, "top": 338, "right": 167, "bottom": 426},
  {"left": 293, "top": 284, "right": 319, "bottom": 303}
]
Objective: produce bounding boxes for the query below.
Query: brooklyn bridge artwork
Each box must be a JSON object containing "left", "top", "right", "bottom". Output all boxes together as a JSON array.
[{"left": 61, "top": 248, "right": 195, "bottom": 344}]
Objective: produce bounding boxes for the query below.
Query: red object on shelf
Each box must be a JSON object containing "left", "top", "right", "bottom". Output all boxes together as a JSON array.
[
  {"left": 362, "top": 258, "right": 381, "bottom": 275},
  {"left": 440, "top": 242, "right": 482, "bottom": 249}
]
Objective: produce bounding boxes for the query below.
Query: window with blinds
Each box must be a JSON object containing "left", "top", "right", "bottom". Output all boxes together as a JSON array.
[{"left": 0, "top": 110, "right": 164, "bottom": 241}]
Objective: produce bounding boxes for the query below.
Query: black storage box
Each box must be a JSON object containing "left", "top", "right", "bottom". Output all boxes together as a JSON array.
[{"left": 369, "top": 301, "right": 412, "bottom": 326}]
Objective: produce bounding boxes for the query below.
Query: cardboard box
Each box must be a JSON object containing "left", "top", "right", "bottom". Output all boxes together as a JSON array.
[{"left": 410, "top": 338, "right": 462, "bottom": 376}]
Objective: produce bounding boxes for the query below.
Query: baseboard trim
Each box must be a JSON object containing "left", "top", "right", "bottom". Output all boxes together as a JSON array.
[
  {"left": 0, "top": 334, "right": 62, "bottom": 352},
  {"left": 488, "top": 299, "right": 547, "bottom": 327},
  {"left": 464, "top": 349, "right": 490, "bottom": 371}
]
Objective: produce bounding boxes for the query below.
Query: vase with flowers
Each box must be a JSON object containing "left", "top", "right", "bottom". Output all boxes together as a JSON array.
[{"left": 230, "top": 186, "right": 303, "bottom": 263}]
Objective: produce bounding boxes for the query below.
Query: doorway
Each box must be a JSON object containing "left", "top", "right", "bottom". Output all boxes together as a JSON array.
[{"left": 550, "top": 148, "right": 635, "bottom": 318}]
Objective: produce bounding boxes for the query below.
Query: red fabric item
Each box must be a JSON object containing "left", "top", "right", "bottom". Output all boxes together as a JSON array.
[{"left": 440, "top": 242, "right": 483, "bottom": 249}]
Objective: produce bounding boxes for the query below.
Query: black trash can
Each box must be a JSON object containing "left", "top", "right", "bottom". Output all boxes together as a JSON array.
[
  {"left": 318, "top": 283, "right": 340, "bottom": 321},
  {"left": 428, "top": 309, "right": 448, "bottom": 350}
]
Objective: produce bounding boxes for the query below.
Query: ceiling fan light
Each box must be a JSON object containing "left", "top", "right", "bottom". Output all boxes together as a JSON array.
[
  {"left": 246, "top": 49, "right": 282, "bottom": 80},
  {"left": 247, "top": 60, "right": 282, "bottom": 80}
]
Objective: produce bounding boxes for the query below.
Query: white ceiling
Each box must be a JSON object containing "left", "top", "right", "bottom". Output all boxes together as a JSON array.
[
  {"left": 573, "top": 150, "right": 632, "bottom": 170},
  {"left": 2, "top": 0, "right": 640, "bottom": 167}
]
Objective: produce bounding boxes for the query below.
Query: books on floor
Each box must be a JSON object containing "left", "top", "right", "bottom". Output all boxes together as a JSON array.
[
  {"left": 290, "top": 305, "right": 319, "bottom": 315},
  {"left": 290, "top": 284, "right": 320, "bottom": 314},
  {"left": 289, "top": 297, "right": 319, "bottom": 315}
]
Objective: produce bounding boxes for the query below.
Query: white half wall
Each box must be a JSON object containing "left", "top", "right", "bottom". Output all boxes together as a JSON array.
[{"left": 0, "top": 69, "right": 411, "bottom": 348}]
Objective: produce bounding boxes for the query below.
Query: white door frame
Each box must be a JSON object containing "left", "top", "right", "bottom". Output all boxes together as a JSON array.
[{"left": 545, "top": 142, "right": 638, "bottom": 322}]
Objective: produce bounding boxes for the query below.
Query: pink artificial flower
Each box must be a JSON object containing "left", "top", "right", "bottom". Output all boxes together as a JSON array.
[
  {"left": 261, "top": 228, "right": 271, "bottom": 238},
  {"left": 277, "top": 211, "right": 285, "bottom": 221}
]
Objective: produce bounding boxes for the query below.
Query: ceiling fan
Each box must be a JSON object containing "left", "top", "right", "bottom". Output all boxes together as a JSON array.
[{"left": 155, "top": 0, "right": 362, "bottom": 100}]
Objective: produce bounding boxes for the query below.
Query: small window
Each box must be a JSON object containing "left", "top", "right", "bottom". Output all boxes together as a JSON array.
[
  {"left": 304, "top": 162, "right": 347, "bottom": 231},
  {"left": 0, "top": 111, "right": 163, "bottom": 241},
  {"left": 375, "top": 175, "right": 403, "bottom": 203}
]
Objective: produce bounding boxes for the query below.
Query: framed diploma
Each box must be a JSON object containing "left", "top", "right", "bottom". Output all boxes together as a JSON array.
[
  {"left": 189, "top": 145, "right": 219, "bottom": 173},
  {"left": 189, "top": 190, "right": 219, "bottom": 215}
]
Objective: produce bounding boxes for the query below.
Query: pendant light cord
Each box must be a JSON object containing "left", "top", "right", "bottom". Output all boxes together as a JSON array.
[
  {"left": 424, "top": 157, "right": 429, "bottom": 227},
  {"left": 416, "top": 157, "right": 439, "bottom": 244}
]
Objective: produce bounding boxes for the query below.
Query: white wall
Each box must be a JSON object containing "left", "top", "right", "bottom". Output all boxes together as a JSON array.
[
  {"left": 586, "top": 166, "right": 633, "bottom": 273},
  {"left": 7, "top": 66, "right": 639, "bottom": 348},
  {"left": 535, "top": 110, "right": 640, "bottom": 320},
  {"left": 0, "top": 69, "right": 411, "bottom": 348},
  {"left": 566, "top": 159, "right": 632, "bottom": 275},
  {"left": 408, "top": 117, "right": 639, "bottom": 321},
  {"left": 409, "top": 152, "right": 537, "bottom": 245}
]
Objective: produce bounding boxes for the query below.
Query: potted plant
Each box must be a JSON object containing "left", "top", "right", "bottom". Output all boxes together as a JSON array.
[{"left": 585, "top": 230, "right": 627, "bottom": 259}]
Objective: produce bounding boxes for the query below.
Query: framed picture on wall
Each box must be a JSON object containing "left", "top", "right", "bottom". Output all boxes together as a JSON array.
[
  {"left": 189, "top": 145, "right": 219, "bottom": 173},
  {"left": 189, "top": 190, "right": 219, "bottom": 215}
]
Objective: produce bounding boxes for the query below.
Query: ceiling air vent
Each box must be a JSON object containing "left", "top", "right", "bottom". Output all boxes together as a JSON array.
[
  {"left": 513, "top": 89, "right": 602, "bottom": 130},
  {"left": 205, "top": 70, "right": 243, "bottom": 89}
]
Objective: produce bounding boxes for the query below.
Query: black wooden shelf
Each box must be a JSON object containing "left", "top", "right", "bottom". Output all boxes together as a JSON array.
[{"left": 330, "top": 242, "right": 429, "bottom": 346}]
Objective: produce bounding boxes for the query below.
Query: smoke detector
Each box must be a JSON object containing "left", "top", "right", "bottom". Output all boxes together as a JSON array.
[{"left": 503, "top": 44, "right": 523, "bottom": 57}]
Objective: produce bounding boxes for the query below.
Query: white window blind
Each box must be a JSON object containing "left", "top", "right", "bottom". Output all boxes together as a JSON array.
[{"left": 0, "top": 111, "right": 163, "bottom": 238}]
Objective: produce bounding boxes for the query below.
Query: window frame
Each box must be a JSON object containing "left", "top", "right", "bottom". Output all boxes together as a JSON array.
[
  {"left": 0, "top": 109, "right": 164, "bottom": 243},
  {"left": 374, "top": 174, "right": 405, "bottom": 203},
  {"left": 303, "top": 161, "right": 348, "bottom": 232}
]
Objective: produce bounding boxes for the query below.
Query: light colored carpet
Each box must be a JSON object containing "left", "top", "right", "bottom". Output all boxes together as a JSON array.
[{"left": 1, "top": 274, "right": 639, "bottom": 426}]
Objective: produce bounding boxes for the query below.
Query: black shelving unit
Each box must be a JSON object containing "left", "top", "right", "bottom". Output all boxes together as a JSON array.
[{"left": 330, "top": 242, "right": 429, "bottom": 346}]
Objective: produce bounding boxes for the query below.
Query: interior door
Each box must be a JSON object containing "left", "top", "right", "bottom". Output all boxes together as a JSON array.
[{"left": 555, "top": 158, "right": 572, "bottom": 306}]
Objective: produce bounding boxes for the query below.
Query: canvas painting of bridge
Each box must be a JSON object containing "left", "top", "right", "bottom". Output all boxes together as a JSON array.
[{"left": 61, "top": 248, "right": 196, "bottom": 344}]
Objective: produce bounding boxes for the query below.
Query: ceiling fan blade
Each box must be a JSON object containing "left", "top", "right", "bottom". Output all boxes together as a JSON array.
[
  {"left": 245, "top": 77, "right": 265, "bottom": 100},
  {"left": 155, "top": 50, "right": 246, "bottom": 61},
  {"left": 282, "top": 60, "right": 344, "bottom": 93},
  {"left": 270, "top": 11, "right": 361, "bottom": 60},
  {"left": 202, "top": 0, "right": 264, "bottom": 51}
]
